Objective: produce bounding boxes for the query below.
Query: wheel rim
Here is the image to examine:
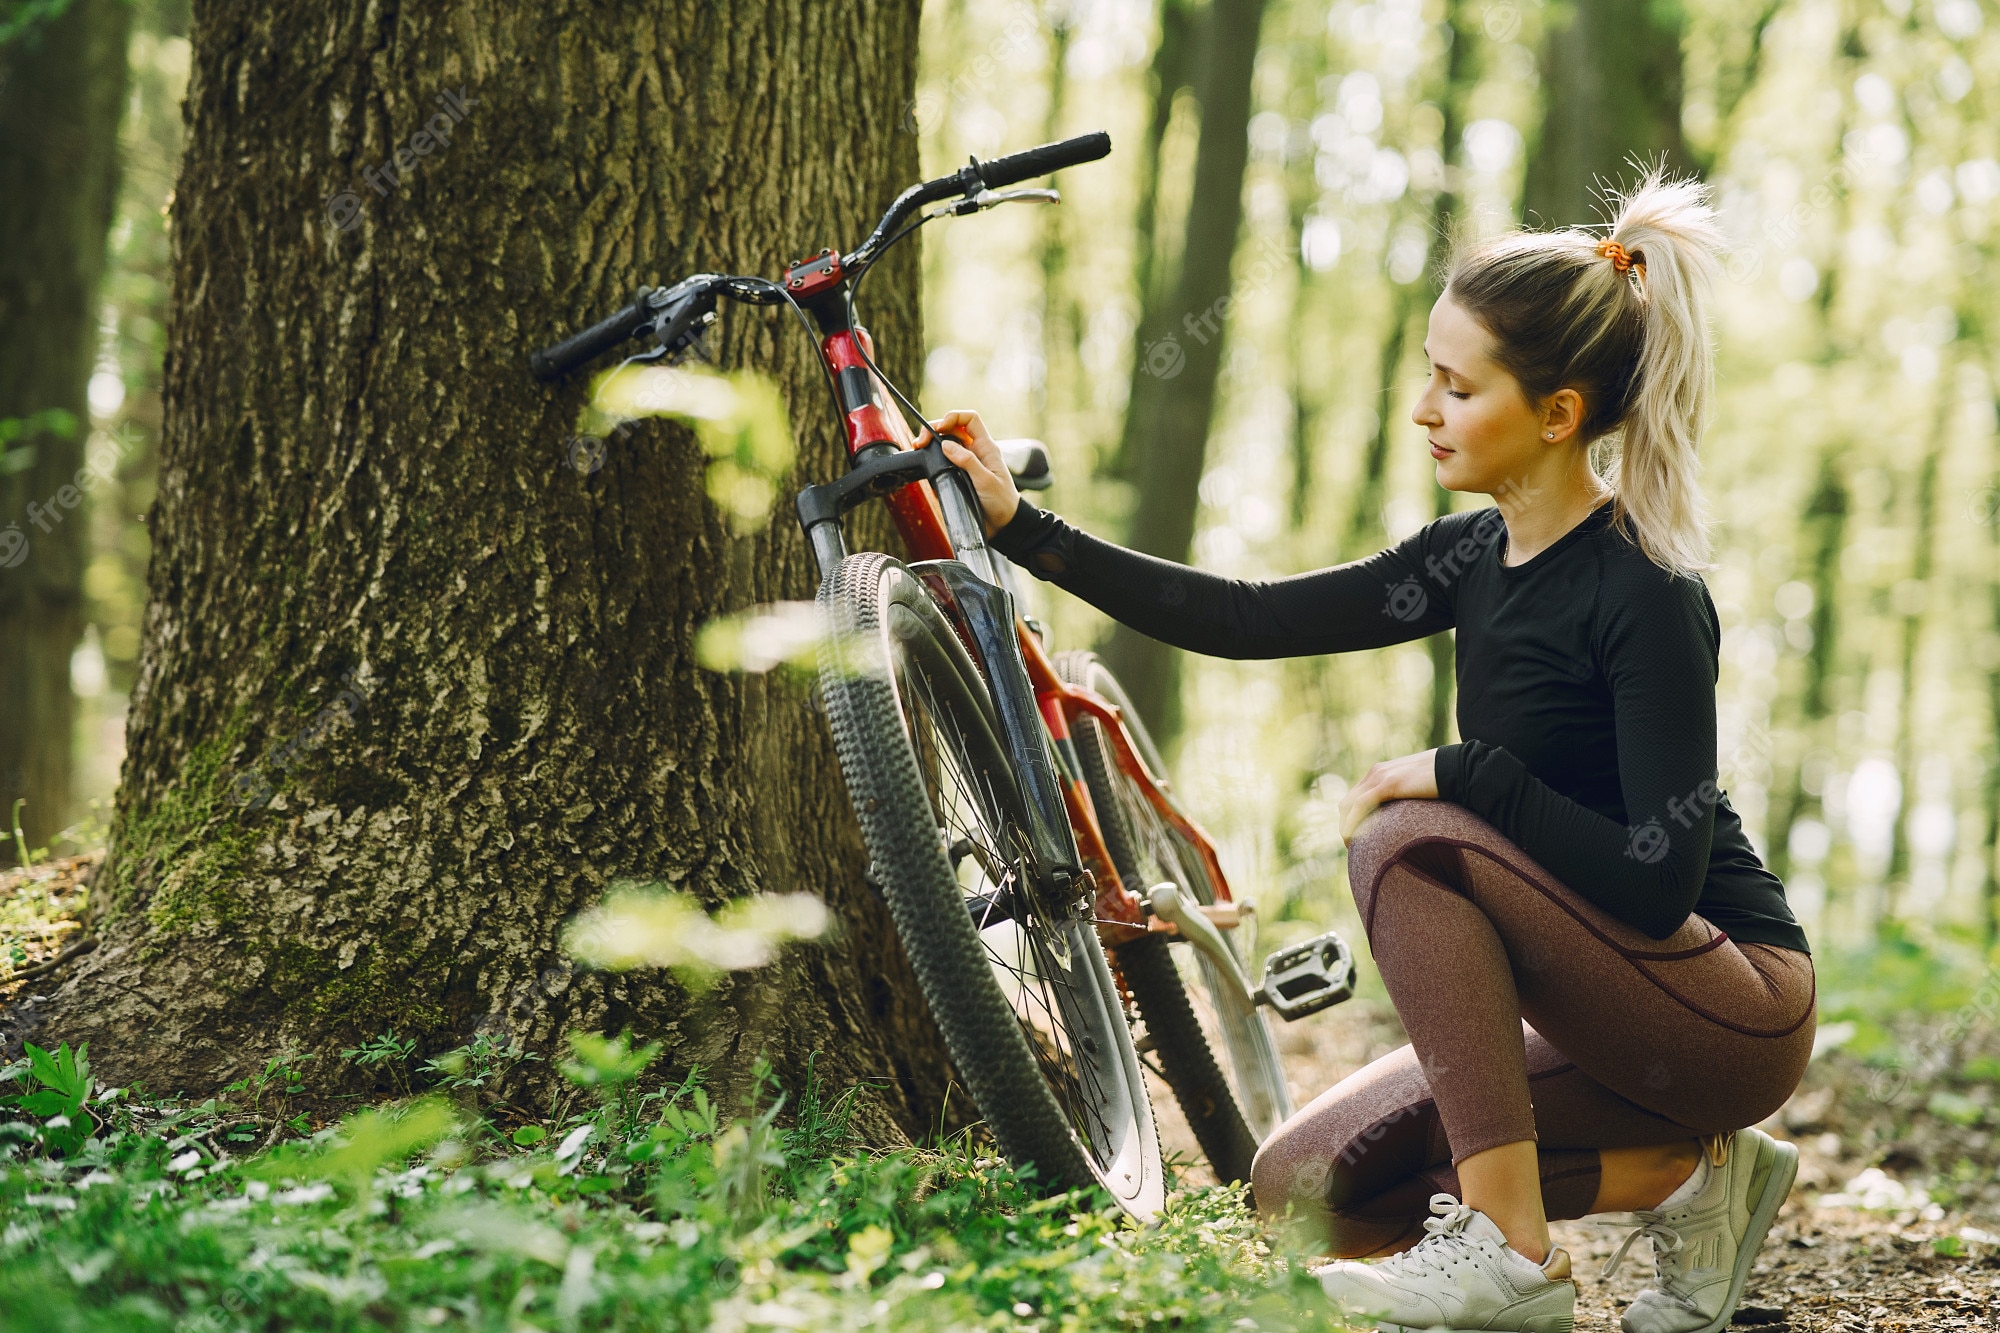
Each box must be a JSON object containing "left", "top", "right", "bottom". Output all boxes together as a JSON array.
[
  {"left": 1081, "top": 668, "right": 1292, "bottom": 1140},
  {"left": 886, "top": 606, "right": 1142, "bottom": 1191}
]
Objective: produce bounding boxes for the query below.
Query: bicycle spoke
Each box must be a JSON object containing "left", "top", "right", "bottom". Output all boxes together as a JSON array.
[{"left": 892, "top": 644, "right": 1119, "bottom": 1171}]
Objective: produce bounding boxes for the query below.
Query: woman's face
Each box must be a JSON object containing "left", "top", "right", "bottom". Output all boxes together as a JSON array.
[{"left": 1411, "top": 294, "right": 1552, "bottom": 498}]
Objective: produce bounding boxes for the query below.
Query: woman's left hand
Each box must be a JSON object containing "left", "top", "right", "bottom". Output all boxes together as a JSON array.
[{"left": 1339, "top": 749, "right": 1440, "bottom": 844}]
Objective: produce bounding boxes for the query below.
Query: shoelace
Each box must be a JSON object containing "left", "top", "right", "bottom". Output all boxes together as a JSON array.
[
  {"left": 1376, "top": 1194, "right": 1479, "bottom": 1280},
  {"left": 1603, "top": 1212, "right": 1703, "bottom": 1312}
]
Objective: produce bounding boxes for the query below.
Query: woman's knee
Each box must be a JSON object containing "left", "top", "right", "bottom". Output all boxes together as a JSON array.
[
  {"left": 1346, "top": 799, "right": 1478, "bottom": 920},
  {"left": 1250, "top": 1123, "right": 1330, "bottom": 1221}
]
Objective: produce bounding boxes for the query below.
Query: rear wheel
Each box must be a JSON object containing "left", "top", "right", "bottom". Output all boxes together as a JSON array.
[
  {"left": 817, "top": 553, "right": 1162, "bottom": 1218},
  {"left": 1056, "top": 650, "right": 1290, "bottom": 1188}
]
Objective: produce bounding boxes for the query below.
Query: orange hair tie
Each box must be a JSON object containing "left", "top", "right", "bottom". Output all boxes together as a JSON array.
[{"left": 1597, "top": 239, "right": 1642, "bottom": 275}]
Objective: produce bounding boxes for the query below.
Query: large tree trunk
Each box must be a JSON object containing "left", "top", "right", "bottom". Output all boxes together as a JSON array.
[
  {"left": 14, "top": 0, "right": 953, "bottom": 1142},
  {"left": 1102, "top": 0, "right": 1266, "bottom": 748},
  {"left": 1521, "top": 0, "right": 1691, "bottom": 228},
  {"left": 0, "top": 0, "right": 133, "bottom": 858}
]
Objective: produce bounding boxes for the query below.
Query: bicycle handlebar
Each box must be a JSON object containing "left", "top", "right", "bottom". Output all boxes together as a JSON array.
[
  {"left": 848, "top": 131, "right": 1113, "bottom": 265},
  {"left": 529, "top": 287, "right": 660, "bottom": 381},
  {"left": 530, "top": 132, "right": 1111, "bottom": 379},
  {"left": 974, "top": 131, "right": 1111, "bottom": 191}
]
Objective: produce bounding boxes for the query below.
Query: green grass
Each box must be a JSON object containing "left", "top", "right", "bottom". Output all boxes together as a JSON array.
[{"left": 0, "top": 1036, "right": 1350, "bottom": 1331}]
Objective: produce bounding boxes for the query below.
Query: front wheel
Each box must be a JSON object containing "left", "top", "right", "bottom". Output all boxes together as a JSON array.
[{"left": 816, "top": 553, "right": 1163, "bottom": 1219}]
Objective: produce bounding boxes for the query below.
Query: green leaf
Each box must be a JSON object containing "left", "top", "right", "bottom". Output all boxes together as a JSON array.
[
  {"left": 511, "top": 1125, "right": 547, "bottom": 1147},
  {"left": 559, "top": 1031, "right": 662, "bottom": 1091},
  {"left": 1935, "top": 1235, "right": 1966, "bottom": 1257},
  {"left": 249, "top": 1097, "right": 457, "bottom": 1198}
]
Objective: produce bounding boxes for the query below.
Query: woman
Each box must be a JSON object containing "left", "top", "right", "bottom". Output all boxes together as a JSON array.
[{"left": 932, "top": 173, "right": 1814, "bottom": 1333}]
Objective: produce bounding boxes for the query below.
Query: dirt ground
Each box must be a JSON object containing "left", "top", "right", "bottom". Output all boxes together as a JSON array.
[{"left": 1149, "top": 990, "right": 2000, "bottom": 1332}]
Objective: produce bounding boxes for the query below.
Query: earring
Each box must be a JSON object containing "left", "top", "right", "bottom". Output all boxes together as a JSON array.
[{"left": 1545, "top": 431, "right": 1554, "bottom": 439}]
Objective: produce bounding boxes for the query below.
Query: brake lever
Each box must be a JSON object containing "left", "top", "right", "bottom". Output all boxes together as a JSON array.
[
  {"left": 924, "top": 187, "right": 1062, "bottom": 221},
  {"left": 649, "top": 281, "right": 721, "bottom": 362}
]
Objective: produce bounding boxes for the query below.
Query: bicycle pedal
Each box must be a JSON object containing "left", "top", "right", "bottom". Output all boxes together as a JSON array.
[{"left": 1251, "top": 929, "right": 1358, "bottom": 1021}]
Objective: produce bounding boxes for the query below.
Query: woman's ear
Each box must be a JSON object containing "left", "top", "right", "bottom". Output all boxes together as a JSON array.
[{"left": 1540, "top": 388, "right": 1585, "bottom": 444}]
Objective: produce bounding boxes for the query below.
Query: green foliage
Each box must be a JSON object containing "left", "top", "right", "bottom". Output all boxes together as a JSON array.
[
  {"left": 340, "top": 1030, "right": 419, "bottom": 1094},
  {"left": 1815, "top": 923, "right": 1994, "bottom": 1061},
  {"left": 221, "top": 1054, "right": 313, "bottom": 1117},
  {"left": 578, "top": 363, "right": 798, "bottom": 532},
  {"left": 0, "top": 1036, "right": 1346, "bottom": 1330},
  {"left": 559, "top": 1031, "right": 662, "bottom": 1096},
  {"left": 0, "top": 1042, "right": 96, "bottom": 1156},
  {"left": 420, "top": 1034, "right": 540, "bottom": 1096},
  {"left": 0, "top": 405, "right": 77, "bottom": 451}
]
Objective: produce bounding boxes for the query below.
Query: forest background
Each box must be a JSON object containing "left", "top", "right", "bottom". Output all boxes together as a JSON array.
[
  {"left": 2, "top": 0, "right": 1999, "bottom": 1327},
  {"left": 19, "top": 0, "right": 2000, "bottom": 1041}
]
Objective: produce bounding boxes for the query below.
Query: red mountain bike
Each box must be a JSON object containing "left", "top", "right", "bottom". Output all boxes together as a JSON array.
[{"left": 531, "top": 133, "right": 1356, "bottom": 1219}]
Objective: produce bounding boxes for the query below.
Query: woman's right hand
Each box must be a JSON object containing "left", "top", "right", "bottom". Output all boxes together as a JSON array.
[{"left": 926, "top": 409, "right": 1021, "bottom": 538}]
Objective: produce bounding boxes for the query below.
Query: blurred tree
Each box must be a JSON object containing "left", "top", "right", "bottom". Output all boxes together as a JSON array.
[
  {"left": 1766, "top": 457, "right": 1848, "bottom": 887},
  {"left": 1521, "top": 0, "right": 1693, "bottom": 228},
  {"left": 19, "top": 0, "right": 955, "bottom": 1137},
  {"left": 0, "top": 0, "right": 132, "bottom": 859},
  {"left": 1986, "top": 488, "right": 2000, "bottom": 946},
  {"left": 1103, "top": 0, "right": 1268, "bottom": 746},
  {"left": 1126, "top": 0, "right": 1201, "bottom": 352},
  {"left": 1031, "top": 4, "right": 1074, "bottom": 441},
  {"left": 1882, "top": 361, "right": 1951, "bottom": 920},
  {"left": 1333, "top": 0, "right": 1475, "bottom": 747}
]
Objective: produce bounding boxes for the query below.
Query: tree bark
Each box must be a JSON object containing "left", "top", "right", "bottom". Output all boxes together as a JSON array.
[
  {"left": 1102, "top": 0, "right": 1266, "bottom": 748},
  {"left": 11, "top": 0, "right": 955, "bottom": 1142},
  {"left": 0, "top": 0, "right": 133, "bottom": 858},
  {"left": 1521, "top": 0, "right": 1691, "bottom": 229}
]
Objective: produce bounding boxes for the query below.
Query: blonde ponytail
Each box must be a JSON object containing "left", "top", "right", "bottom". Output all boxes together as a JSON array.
[{"left": 1445, "top": 169, "right": 1727, "bottom": 577}]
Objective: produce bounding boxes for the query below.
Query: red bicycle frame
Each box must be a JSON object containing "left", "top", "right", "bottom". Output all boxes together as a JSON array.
[{"left": 806, "top": 300, "right": 1237, "bottom": 948}]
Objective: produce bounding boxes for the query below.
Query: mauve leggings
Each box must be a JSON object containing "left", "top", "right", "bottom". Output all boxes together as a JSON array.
[{"left": 1251, "top": 800, "right": 1816, "bottom": 1257}]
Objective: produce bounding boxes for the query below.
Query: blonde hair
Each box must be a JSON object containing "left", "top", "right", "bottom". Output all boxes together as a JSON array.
[{"left": 1444, "top": 170, "right": 1725, "bottom": 577}]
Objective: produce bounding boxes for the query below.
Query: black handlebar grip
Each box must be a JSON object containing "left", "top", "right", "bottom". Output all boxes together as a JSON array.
[
  {"left": 529, "top": 288, "right": 657, "bottom": 381},
  {"left": 975, "top": 131, "right": 1111, "bottom": 191}
]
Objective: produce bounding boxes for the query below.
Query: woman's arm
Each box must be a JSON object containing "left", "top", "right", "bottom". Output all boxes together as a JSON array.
[
  {"left": 1434, "top": 559, "right": 1721, "bottom": 939},
  {"left": 932, "top": 410, "right": 1458, "bottom": 659}
]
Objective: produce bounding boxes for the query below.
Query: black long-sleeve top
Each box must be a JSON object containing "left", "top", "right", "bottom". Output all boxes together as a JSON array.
[{"left": 992, "top": 496, "right": 1808, "bottom": 953}]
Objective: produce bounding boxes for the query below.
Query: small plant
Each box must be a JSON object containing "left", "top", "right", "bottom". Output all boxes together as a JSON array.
[
  {"left": 8, "top": 798, "right": 42, "bottom": 870},
  {"left": 341, "top": 1029, "right": 419, "bottom": 1094},
  {"left": 420, "top": 1032, "right": 539, "bottom": 1094},
  {"left": 0, "top": 1040, "right": 95, "bottom": 1155},
  {"left": 222, "top": 1052, "right": 316, "bottom": 1126},
  {"left": 784, "top": 1050, "right": 868, "bottom": 1162},
  {"left": 560, "top": 1029, "right": 663, "bottom": 1126}
]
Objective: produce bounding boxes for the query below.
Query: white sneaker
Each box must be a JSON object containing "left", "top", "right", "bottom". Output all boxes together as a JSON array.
[
  {"left": 1608, "top": 1128, "right": 1799, "bottom": 1333},
  {"left": 1315, "top": 1193, "right": 1576, "bottom": 1332}
]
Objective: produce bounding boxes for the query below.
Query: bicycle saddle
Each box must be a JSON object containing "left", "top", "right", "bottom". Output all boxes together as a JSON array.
[{"left": 999, "top": 438, "right": 1052, "bottom": 491}]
